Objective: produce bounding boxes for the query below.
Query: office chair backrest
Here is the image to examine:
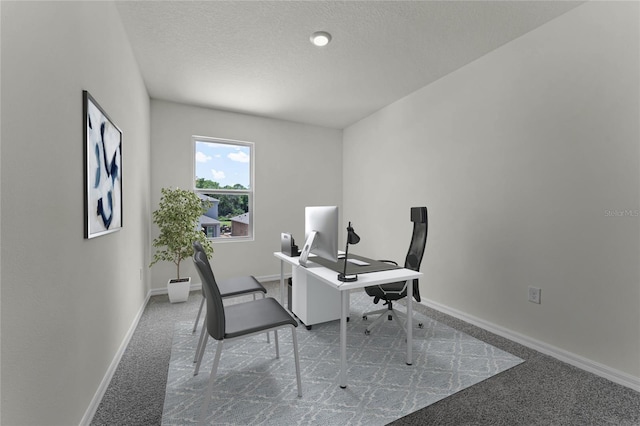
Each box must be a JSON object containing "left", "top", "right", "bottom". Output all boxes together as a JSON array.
[
  {"left": 193, "top": 251, "right": 225, "bottom": 340},
  {"left": 405, "top": 206, "right": 428, "bottom": 302},
  {"left": 193, "top": 240, "right": 205, "bottom": 255},
  {"left": 193, "top": 241, "right": 206, "bottom": 297}
]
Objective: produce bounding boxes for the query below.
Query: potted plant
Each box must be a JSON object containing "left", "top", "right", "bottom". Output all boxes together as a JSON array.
[{"left": 150, "top": 187, "right": 213, "bottom": 303}]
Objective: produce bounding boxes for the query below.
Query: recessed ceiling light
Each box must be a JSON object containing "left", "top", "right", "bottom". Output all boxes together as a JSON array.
[{"left": 310, "top": 31, "right": 332, "bottom": 47}]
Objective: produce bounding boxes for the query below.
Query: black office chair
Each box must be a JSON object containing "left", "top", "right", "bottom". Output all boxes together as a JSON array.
[
  {"left": 192, "top": 241, "right": 269, "bottom": 375},
  {"left": 362, "top": 206, "right": 428, "bottom": 335},
  {"left": 193, "top": 251, "right": 302, "bottom": 422}
]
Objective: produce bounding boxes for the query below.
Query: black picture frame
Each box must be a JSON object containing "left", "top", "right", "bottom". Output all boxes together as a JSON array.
[{"left": 83, "top": 90, "right": 123, "bottom": 239}]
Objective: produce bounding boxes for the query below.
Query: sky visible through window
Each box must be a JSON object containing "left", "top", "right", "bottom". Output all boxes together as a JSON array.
[{"left": 195, "top": 141, "right": 250, "bottom": 188}]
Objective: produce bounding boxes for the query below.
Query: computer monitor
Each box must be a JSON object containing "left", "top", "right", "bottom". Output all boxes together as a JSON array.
[{"left": 299, "top": 206, "right": 339, "bottom": 267}]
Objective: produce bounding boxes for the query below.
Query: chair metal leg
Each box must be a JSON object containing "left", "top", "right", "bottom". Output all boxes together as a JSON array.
[
  {"left": 195, "top": 327, "right": 301, "bottom": 421},
  {"left": 263, "top": 293, "right": 270, "bottom": 344},
  {"left": 193, "top": 296, "right": 205, "bottom": 333},
  {"left": 364, "top": 310, "right": 390, "bottom": 334},
  {"left": 362, "top": 307, "right": 388, "bottom": 319},
  {"left": 194, "top": 320, "right": 207, "bottom": 363},
  {"left": 198, "top": 340, "right": 224, "bottom": 424},
  {"left": 393, "top": 306, "right": 424, "bottom": 330},
  {"left": 210, "top": 341, "right": 223, "bottom": 383},
  {"left": 195, "top": 292, "right": 270, "bottom": 373},
  {"left": 194, "top": 332, "right": 209, "bottom": 376},
  {"left": 291, "top": 326, "right": 302, "bottom": 397},
  {"left": 391, "top": 309, "right": 408, "bottom": 335},
  {"left": 365, "top": 306, "right": 421, "bottom": 335}
]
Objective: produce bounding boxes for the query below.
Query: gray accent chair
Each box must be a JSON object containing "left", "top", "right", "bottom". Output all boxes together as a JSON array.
[
  {"left": 192, "top": 241, "right": 269, "bottom": 375},
  {"left": 193, "top": 251, "right": 302, "bottom": 422}
]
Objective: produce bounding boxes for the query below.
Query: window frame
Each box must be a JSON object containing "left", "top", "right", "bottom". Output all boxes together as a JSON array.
[{"left": 192, "top": 135, "right": 255, "bottom": 242}]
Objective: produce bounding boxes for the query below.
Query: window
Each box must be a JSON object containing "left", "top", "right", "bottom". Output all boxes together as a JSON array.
[{"left": 193, "top": 136, "right": 254, "bottom": 240}]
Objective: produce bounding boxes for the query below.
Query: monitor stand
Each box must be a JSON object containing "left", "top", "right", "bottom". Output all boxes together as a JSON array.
[{"left": 298, "top": 231, "right": 317, "bottom": 267}]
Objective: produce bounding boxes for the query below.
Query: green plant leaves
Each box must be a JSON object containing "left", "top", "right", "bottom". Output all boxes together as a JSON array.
[{"left": 150, "top": 187, "right": 213, "bottom": 279}]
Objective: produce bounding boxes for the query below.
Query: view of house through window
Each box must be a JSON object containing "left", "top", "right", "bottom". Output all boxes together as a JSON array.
[{"left": 194, "top": 136, "right": 253, "bottom": 240}]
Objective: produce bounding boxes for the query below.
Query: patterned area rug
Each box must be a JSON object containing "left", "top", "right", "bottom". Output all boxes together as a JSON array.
[{"left": 162, "top": 291, "right": 523, "bottom": 425}]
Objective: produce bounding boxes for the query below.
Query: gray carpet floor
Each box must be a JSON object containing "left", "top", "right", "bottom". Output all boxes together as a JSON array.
[{"left": 91, "top": 282, "right": 640, "bottom": 426}]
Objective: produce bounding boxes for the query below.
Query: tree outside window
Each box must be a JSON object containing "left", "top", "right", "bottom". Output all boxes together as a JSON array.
[{"left": 193, "top": 137, "right": 253, "bottom": 240}]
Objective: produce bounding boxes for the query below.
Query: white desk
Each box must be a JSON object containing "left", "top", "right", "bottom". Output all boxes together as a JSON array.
[{"left": 274, "top": 251, "right": 423, "bottom": 388}]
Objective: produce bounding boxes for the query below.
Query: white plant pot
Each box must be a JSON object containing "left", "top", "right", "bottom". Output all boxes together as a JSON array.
[{"left": 168, "top": 277, "right": 191, "bottom": 303}]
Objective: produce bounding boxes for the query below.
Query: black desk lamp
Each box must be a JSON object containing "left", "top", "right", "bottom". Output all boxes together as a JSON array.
[{"left": 337, "top": 222, "right": 360, "bottom": 282}]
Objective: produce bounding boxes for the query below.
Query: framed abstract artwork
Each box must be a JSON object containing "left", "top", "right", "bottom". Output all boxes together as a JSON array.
[{"left": 83, "top": 90, "right": 123, "bottom": 239}]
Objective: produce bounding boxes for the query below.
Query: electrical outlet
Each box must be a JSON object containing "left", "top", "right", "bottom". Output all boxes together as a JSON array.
[
  {"left": 139, "top": 268, "right": 143, "bottom": 281},
  {"left": 528, "top": 286, "right": 541, "bottom": 304}
]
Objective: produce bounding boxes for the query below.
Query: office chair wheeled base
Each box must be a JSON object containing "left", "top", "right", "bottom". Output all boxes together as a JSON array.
[{"left": 363, "top": 304, "right": 423, "bottom": 335}]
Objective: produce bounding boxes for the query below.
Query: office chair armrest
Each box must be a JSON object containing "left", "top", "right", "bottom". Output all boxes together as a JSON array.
[{"left": 374, "top": 260, "right": 402, "bottom": 297}]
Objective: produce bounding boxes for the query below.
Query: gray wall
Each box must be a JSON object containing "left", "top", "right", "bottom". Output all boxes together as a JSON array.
[
  {"left": 1, "top": 2, "right": 151, "bottom": 424},
  {"left": 343, "top": 2, "right": 639, "bottom": 380},
  {"left": 150, "top": 100, "right": 343, "bottom": 288}
]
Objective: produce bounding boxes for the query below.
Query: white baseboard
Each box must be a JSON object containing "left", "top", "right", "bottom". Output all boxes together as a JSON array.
[
  {"left": 149, "top": 281, "right": 202, "bottom": 297},
  {"left": 420, "top": 298, "right": 640, "bottom": 392},
  {"left": 80, "top": 290, "right": 152, "bottom": 426}
]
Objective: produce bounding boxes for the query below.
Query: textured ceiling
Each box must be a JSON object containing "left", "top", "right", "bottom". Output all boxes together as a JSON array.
[{"left": 116, "top": 1, "right": 583, "bottom": 129}]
